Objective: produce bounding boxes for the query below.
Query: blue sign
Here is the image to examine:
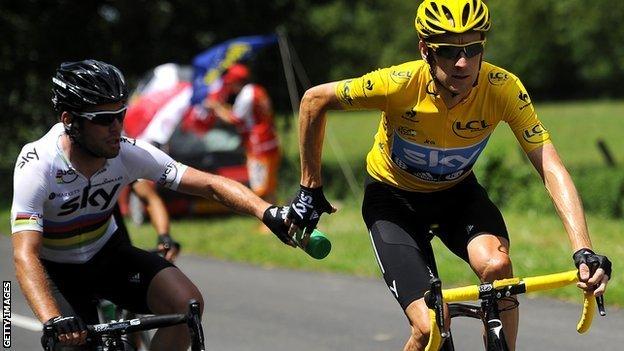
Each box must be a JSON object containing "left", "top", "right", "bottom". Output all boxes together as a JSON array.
[{"left": 191, "top": 34, "right": 278, "bottom": 105}]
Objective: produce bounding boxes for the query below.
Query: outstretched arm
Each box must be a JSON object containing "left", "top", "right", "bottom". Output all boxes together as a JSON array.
[
  {"left": 177, "top": 167, "right": 270, "bottom": 219},
  {"left": 527, "top": 143, "right": 609, "bottom": 295}
]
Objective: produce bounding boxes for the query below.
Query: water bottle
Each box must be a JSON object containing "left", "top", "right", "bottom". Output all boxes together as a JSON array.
[
  {"left": 293, "top": 229, "right": 331, "bottom": 260},
  {"left": 99, "top": 299, "right": 117, "bottom": 321}
]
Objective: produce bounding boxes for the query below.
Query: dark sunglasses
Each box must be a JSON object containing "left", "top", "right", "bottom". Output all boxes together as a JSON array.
[
  {"left": 72, "top": 106, "right": 127, "bottom": 126},
  {"left": 427, "top": 40, "right": 486, "bottom": 60}
]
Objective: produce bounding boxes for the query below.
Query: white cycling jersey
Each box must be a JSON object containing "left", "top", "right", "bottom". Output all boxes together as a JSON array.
[{"left": 10, "top": 123, "right": 188, "bottom": 263}]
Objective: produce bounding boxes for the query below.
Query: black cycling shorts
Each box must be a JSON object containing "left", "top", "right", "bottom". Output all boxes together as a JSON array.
[
  {"left": 362, "top": 173, "right": 509, "bottom": 310},
  {"left": 43, "top": 230, "right": 175, "bottom": 324}
]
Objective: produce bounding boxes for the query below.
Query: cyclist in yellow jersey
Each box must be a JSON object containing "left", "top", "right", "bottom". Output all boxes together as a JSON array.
[{"left": 285, "top": 1, "right": 611, "bottom": 350}]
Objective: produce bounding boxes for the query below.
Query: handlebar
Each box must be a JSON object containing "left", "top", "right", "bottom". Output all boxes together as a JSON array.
[
  {"left": 42, "top": 300, "right": 204, "bottom": 351},
  {"left": 424, "top": 270, "right": 606, "bottom": 351}
]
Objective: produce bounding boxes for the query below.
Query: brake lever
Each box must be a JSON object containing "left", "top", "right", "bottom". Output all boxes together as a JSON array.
[
  {"left": 596, "top": 295, "right": 606, "bottom": 316},
  {"left": 427, "top": 277, "right": 448, "bottom": 338}
]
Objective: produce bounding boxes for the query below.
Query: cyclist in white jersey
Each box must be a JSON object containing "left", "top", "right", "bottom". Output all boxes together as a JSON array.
[{"left": 11, "top": 60, "right": 293, "bottom": 350}]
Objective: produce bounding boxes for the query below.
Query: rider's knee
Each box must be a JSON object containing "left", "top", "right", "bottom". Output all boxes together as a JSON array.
[
  {"left": 173, "top": 285, "right": 204, "bottom": 315},
  {"left": 478, "top": 255, "right": 513, "bottom": 282},
  {"left": 149, "top": 268, "right": 205, "bottom": 315}
]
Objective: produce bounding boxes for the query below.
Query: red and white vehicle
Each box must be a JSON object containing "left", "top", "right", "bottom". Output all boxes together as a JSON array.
[{"left": 122, "top": 64, "right": 249, "bottom": 218}]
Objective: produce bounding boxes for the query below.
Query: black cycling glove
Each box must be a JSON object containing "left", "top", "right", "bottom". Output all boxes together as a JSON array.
[
  {"left": 263, "top": 205, "right": 295, "bottom": 246},
  {"left": 43, "top": 315, "right": 87, "bottom": 338},
  {"left": 573, "top": 248, "right": 612, "bottom": 278},
  {"left": 157, "top": 233, "right": 181, "bottom": 252},
  {"left": 287, "top": 185, "right": 333, "bottom": 233}
]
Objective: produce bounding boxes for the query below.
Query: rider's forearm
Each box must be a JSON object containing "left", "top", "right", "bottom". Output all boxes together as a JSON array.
[
  {"left": 542, "top": 158, "right": 593, "bottom": 251},
  {"left": 14, "top": 253, "right": 60, "bottom": 322},
  {"left": 299, "top": 87, "right": 330, "bottom": 188},
  {"left": 178, "top": 167, "right": 270, "bottom": 219}
]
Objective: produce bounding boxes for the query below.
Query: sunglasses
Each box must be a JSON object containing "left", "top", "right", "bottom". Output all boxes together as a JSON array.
[
  {"left": 72, "top": 106, "right": 127, "bottom": 126},
  {"left": 426, "top": 40, "right": 486, "bottom": 60}
]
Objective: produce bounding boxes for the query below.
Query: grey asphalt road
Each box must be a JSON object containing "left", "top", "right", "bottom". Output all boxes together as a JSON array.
[{"left": 1, "top": 235, "right": 621, "bottom": 350}]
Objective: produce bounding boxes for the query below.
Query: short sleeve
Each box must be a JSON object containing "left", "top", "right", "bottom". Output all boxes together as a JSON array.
[
  {"left": 121, "top": 138, "right": 188, "bottom": 190},
  {"left": 335, "top": 62, "right": 420, "bottom": 112},
  {"left": 501, "top": 75, "right": 551, "bottom": 153},
  {"left": 335, "top": 68, "right": 394, "bottom": 111},
  {"left": 11, "top": 144, "right": 46, "bottom": 233}
]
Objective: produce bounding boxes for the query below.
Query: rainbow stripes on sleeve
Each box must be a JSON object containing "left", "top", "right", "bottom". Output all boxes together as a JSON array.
[{"left": 11, "top": 212, "right": 44, "bottom": 233}]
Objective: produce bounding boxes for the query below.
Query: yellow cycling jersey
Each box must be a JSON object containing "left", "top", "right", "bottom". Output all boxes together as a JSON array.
[{"left": 335, "top": 60, "right": 551, "bottom": 192}]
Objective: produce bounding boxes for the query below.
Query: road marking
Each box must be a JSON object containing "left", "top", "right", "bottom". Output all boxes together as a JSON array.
[{"left": 11, "top": 314, "right": 42, "bottom": 331}]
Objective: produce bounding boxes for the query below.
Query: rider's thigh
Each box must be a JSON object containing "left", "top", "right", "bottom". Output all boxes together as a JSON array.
[
  {"left": 146, "top": 267, "right": 204, "bottom": 315},
  {"left": 467, "top": 234, "right": 512, "bottom": 281}
]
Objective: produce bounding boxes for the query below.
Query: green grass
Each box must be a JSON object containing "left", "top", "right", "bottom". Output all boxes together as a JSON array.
[{"left": 2, "top": 100, "right": 622, "bottom": 306}]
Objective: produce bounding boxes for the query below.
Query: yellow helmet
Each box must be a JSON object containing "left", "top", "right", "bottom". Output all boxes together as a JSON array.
[{"left": 415, "top": 0, "right": 491, "bottom": 39}]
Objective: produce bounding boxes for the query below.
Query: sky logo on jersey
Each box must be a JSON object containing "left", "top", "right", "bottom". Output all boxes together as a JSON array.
[
  {"left": 16, "top": 147, "right": 39, "bottom": 169},
  {"left": 58, "top": 184, "right": 121, "bottom": 216},
  {"left": 391, "top": 135, "right": 490, "bottom": 182}
]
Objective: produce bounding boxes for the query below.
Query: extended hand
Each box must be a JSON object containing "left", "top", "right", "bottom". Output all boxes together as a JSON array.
[
  {"left": 263, "top": 205, "right": 296, "bottom": 247},
  {"left": 286, "top": 185, "right": 336, "bottom": 242}
]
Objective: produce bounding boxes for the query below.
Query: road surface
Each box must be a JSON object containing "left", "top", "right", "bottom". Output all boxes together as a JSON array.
[{"left": 1, "top": 236, "right": 621, "bottom": 350}]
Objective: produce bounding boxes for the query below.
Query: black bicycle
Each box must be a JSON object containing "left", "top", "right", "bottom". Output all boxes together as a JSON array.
[
  {"left": 423, "top": 270, "right": 606, "bottom": 350},
  {"left": 41, "top": 300, "right": 205, "bottom": 351}
]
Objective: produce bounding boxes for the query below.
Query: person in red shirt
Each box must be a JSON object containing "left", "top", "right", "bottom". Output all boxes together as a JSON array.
[{"left": 204, "top": 64, "right": 281, "bottom": 203}]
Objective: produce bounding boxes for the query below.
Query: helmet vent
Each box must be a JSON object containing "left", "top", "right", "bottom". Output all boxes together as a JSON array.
[
  {"left": 426, "top": 20, "right": 444, "bottom": 33},
  {"left": 441, "top": 5, "right": 452, "bottom": 22},
  {"left": 425, "top": 8, "right": 436, "bottom": 21},
  {"left": 475, "top": 6, "right": 485, "bottom": 27},
  {"left": 462, "top": 4, "right": 470, "bottom": 26},
  {"left": 430, "top": 2, "right": 439, "bottom": 14}
]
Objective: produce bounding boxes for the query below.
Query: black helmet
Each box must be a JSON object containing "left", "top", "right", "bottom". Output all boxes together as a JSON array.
[{"left": 52, "top": 59, "right": 128, "bottom": 112}]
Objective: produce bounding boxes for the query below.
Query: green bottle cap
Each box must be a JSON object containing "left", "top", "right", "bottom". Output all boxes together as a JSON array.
[{"left": 304, "top": 229, "right": 331, "bottom": 259}]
